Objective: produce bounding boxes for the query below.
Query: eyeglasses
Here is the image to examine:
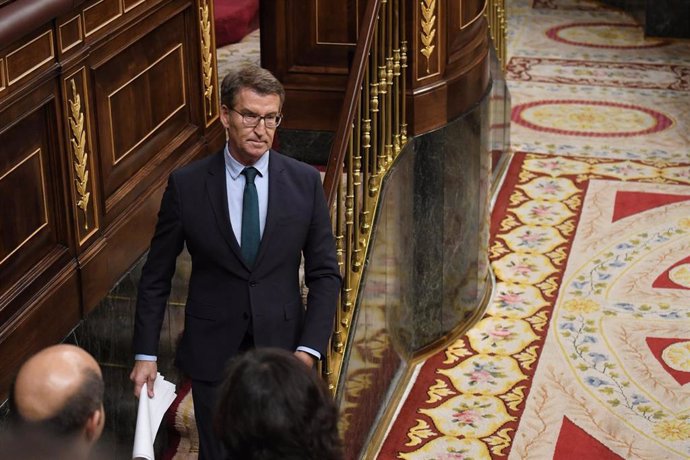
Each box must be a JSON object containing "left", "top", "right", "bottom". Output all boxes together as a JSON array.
[{"left": 227, "top": 107, "right": 282, "bottom": 129}]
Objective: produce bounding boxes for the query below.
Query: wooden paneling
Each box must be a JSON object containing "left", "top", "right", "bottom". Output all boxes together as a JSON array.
[
  {"left": 0, "top": 94, "right": 64, "bottom": 301},
  {"left": 0, "top": 149, "right": 48, "bottom": 264},
  {"left": 407, "top": 0, "right": 489, "bottom": 135},
  {"left": 261, "top": 0, "right": 490, "bottom": 135},
  {"left": 0, "top": 263, "right": 80, "bottom": 399},
  {"left": 456, "top": 0, "right": 486, "bottom": 28},
  {"left": 5, "top": 29, "right": 54, "bottom": 86},
  {"left": 260, "top": 0, "right": 367, "bottom": 130},
  {"left": 109, "top": 47, "right": 186, "bottom": 165},
  {"left": 83, "top": 0, "right": 123, "bottom": 37},
  {"left": 124, "top": 0, "right": 146, "bottom": 12},
  {"left": 92, "top": 10, "right": 194, "bottom": 216},
  {"left": 58, "top": 15, "right": 84, "bottom": 53},
  {"left": 0, "top": 0, "right": 222, "bottom": 396}
]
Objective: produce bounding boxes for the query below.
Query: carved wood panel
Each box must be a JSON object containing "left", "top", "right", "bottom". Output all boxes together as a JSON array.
[
  {"left": 4, "top": 29, "right": 54, "bottom": 87},
  {"left": 92, "top": 10, "right": 194, "bottom": 218},
  {"left": 0, "top": 0, "right": 223, "bottom": 397},
  {"left": 260, "top": 0, "right": 367, "bottom": 130},
  {"left": 0, "top": 81, "right": 73, "bottom": 326}
]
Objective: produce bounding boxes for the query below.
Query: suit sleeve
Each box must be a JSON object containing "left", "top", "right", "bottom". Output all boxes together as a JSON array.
[
  {"left": 132, "top": 174, "right": 185, "bottom": 356},
  {"left": 299, "top": 169, "right": 342, "bottom": 358}
]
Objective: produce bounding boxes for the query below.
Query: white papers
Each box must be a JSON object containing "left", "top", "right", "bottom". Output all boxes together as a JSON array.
[{"left": 132, "top": 373, "right": 177, "bottom": 460}]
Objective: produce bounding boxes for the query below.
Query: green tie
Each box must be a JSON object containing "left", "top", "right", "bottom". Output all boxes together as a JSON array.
[{"left": 241, "top": 167, "right": 260, "bottom": 267}]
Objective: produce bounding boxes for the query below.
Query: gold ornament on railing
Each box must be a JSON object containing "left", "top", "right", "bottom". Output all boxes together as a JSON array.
[
  {"left": 199, "top": 1, "right": 214, "bottom": 117},
  {"left": 420, "top": 0, "right": 436, "bottom": 73},
  {"left": 68, "top": 79, "right": 90, "bottom": 231}
]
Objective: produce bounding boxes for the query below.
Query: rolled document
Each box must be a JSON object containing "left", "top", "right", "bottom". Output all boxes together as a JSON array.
[{"left": 132, "top": 373, "right": 177, "bottom": 460}]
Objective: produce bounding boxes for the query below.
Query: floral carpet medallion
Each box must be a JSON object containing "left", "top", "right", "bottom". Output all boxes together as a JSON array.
[
  {"left": 377, "top": 153, "right": 690, "bottom": 459},
  {"left": 512, "top": 100, "right": 673, "bottom": 137},
  {"left": 508, "top": 83, "right": 690, "bottom": 160}
]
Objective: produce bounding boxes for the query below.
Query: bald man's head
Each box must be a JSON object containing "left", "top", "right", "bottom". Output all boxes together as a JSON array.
[{"left": 10, "top": 345, "right": 105, "bottom": 443}]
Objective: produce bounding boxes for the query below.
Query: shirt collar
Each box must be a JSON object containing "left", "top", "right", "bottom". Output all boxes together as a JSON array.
[{"left": 224, "top": 145, "right": 269, "bottom": 180}]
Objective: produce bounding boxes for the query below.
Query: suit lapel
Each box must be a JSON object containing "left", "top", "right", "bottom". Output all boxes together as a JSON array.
[
  {"left": 205, "top": 150, "right": 249, "bottom": 270},
  {"left": 254, "top": 150, "right": 285, "bottom": 269}
]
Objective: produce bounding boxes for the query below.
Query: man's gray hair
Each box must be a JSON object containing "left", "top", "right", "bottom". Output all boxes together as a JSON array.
[{"left": 221, "top": 64, "right": 285, "bottom": 109}]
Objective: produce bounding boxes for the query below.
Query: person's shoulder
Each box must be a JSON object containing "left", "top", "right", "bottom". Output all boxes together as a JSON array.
[
  {"left": 271, "top": 150, "right": 320, "bottom": 178},
  {"left": 172, "top": 150, "right": 223, "bottom": 179}
]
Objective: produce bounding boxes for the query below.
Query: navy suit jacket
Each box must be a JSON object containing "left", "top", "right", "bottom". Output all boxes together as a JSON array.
[{"left": 133, "top": 149, "right": 341, "bottom": 382}]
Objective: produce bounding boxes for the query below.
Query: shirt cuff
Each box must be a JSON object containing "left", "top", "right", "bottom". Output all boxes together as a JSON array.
[
  {"left": 135, "top": 354, "right": 157, "bottom": 362},
  {"left": 296, "top": 346, "right": 321, "bottom": 360}
]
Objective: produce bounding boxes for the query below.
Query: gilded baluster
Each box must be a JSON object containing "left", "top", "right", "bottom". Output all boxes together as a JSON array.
[
  {"left": 369, "top": 44, "right": 381, "bottom": 197},
  {"left": 393, "top": 43, "right": 401, "bottom": 156},
  {"left": 343, "top": 129, "right": 355, "bottom": 317},
  {"left": 333, "top": 168, "right": 345, "bottom": 352},
  {"left": 323, "top": 352, "right": 335, "bottom": 392},
  {"left": 500, "top": 4, "right": 507, "bottom": 69},
  {"left": 351, "top": 121, "right": 362, "bottom": 272},
  {"left": 385, "top": 55, "right": 394, "bottom": 167},
  {"left": 400, "top": 39, "right": 408, "bottom": 145},
  {"left": 378, "top": 61, "right": 387, "bottom": 173}
]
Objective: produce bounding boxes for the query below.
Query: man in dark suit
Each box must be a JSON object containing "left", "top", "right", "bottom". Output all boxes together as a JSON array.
[{"left": 129, "top": 64, "right": 341, "bottom": 459}]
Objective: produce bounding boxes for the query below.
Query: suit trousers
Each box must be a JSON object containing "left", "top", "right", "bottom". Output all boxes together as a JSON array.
[
  {"left": 191, "top": 330, "right": 254, "bottom": 460},
  {"left": 191, "top": 379, "right": 225, "bottom": 460}
]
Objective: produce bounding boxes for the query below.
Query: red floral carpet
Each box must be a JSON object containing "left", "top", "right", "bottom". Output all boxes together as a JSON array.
[
  {"left": 377, "top": 152, "right": 690, "bottom": 459},
  {"left": 376, "top": 0, "right": 690, "bottom": 458}
]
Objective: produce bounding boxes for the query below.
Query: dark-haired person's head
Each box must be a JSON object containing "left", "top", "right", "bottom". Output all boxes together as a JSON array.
[
  {"left": 215, "top": 348, "right": 343, "bottom": 460},
  {"left": 7, "top": 344, "right": 105, "bottom": 458}
]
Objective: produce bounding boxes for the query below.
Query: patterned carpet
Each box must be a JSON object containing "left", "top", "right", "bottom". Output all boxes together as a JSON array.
[{"left": 376, "top": 0, "right": 690, "bottom": 458}]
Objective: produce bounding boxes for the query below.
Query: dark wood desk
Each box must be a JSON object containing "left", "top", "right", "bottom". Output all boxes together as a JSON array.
[{"left": 0, "top": 0, "right": 223, "bottom": 396}]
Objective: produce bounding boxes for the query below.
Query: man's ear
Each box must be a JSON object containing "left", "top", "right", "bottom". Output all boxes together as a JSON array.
[
  {"left": 84, "top": 406, "right": 105, "bottom": 443},
  {"left": 220, "top": 105, "right": 231, "bottom": 129}
]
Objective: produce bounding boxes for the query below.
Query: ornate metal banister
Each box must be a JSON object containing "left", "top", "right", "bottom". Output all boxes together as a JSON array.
[
  {"left": 321, "top": 0, "right": 407, "bottom": 393},
  {"left": 486, "top": 0, "right": 507, "bottom": 68}
]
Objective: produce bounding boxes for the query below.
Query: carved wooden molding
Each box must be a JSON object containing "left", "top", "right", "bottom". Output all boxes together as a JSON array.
[
  {"left": 68, "top": 79, "right": 91, "bottom": 231},
  {"left": 420, "top": 0, "right": 437, "bottom": 74}
]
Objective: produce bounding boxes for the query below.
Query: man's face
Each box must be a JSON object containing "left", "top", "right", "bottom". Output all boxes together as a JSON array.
[{"left": 221, "top": 88, "right": 282, "bottom": 166}]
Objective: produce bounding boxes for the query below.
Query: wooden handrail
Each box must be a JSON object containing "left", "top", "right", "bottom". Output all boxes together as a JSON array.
[{"left": 323, "top": 0, "right": 381, "bottom": 208}]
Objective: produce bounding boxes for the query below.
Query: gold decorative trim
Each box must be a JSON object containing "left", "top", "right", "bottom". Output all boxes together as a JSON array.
[
  {"left": 199, "top": 0, "right": 214, "bottom": 118},
  {"left": 0, "top": 58, "right": 5, "bottom": 92},
  {"left": 420, "top": 0, "right": 436, "bottom": 74},
  {"left": 68, "top": 79, "right": 91, "bottom": 230},
  {"left": 0, "top": 149, "right": 49, "bottom": 266}
]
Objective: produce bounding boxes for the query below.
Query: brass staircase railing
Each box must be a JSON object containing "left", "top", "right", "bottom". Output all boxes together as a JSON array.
[
  {"left": 486, "top": 0, "right": 508, "bottom": 68},
  {"left": 321, "top": 0, "right": 408, "bottom": 393}
]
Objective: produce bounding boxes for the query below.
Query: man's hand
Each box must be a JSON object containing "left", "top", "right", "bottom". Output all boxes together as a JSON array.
[
  {"left": 129, "top": 360, "right": 158, "bottom": 398},
  {"left": 294, "top": 350, "right": 316, "bottom": 368}
]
